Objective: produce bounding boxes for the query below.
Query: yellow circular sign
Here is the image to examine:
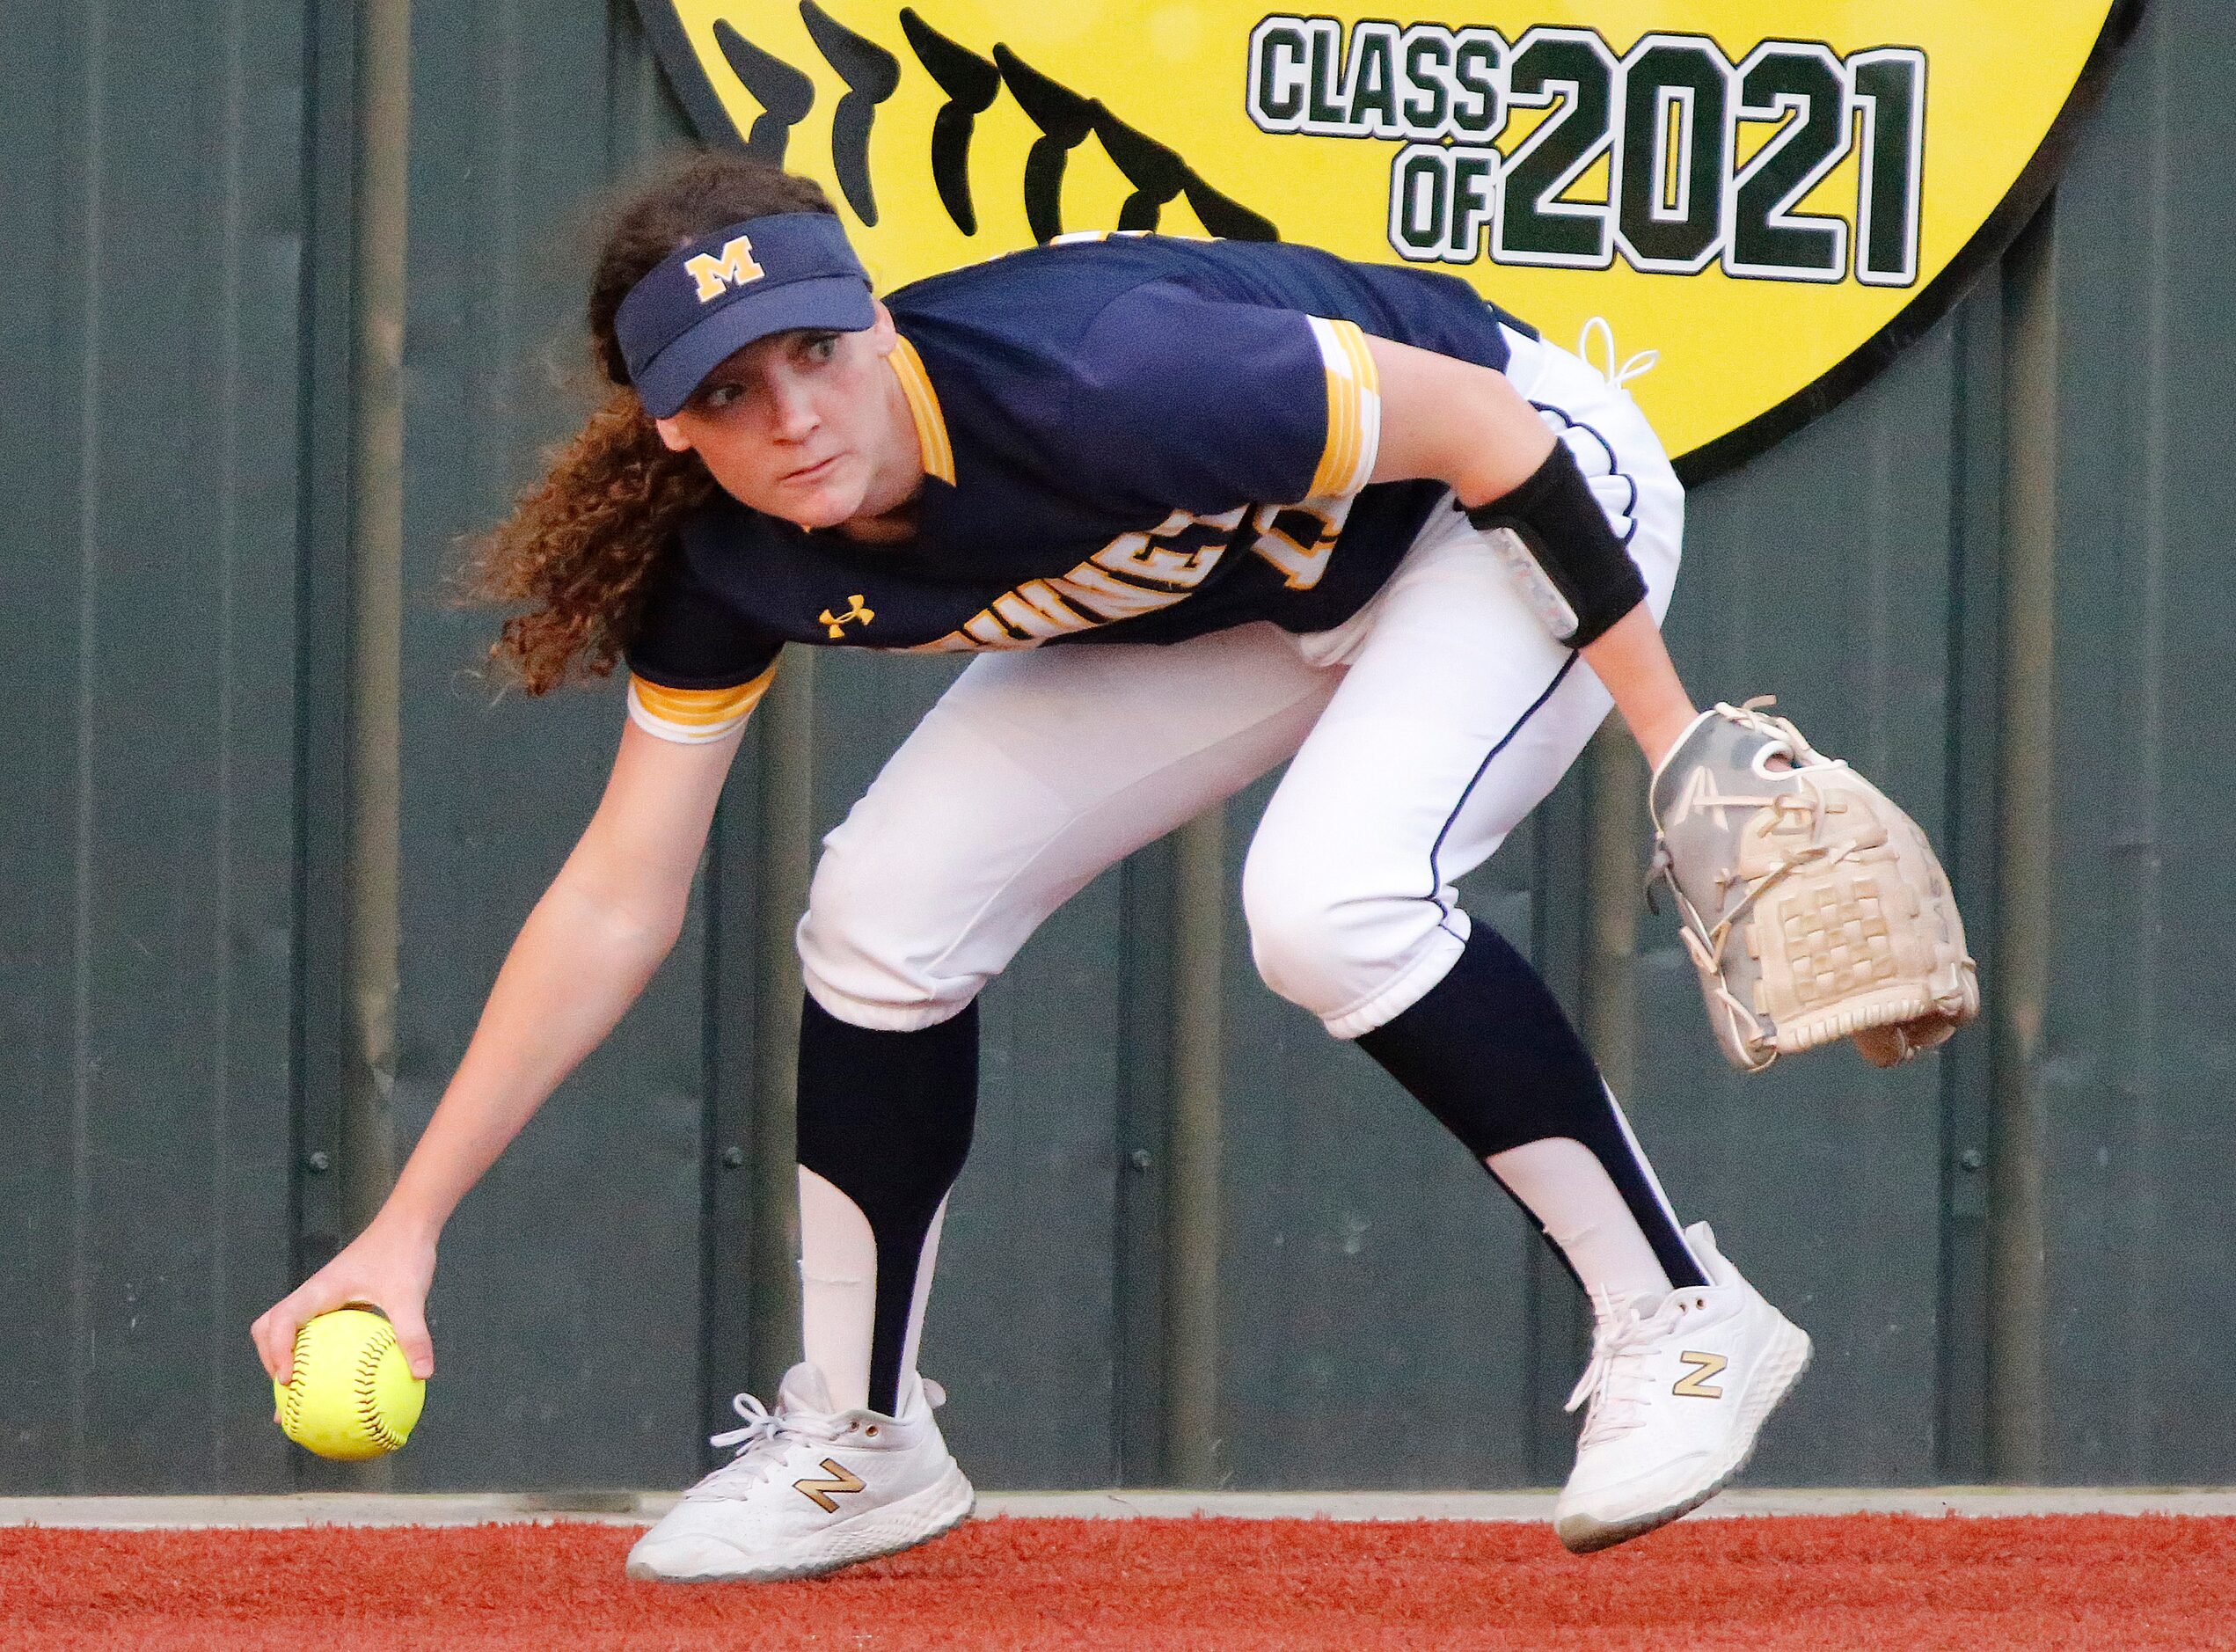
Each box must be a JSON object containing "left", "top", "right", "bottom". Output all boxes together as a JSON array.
[{"left": 636, "top": 1, "right": 2139, "bottom": 474}]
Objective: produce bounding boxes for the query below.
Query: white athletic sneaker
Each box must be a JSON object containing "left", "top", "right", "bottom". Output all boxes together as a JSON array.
[
  {"left": 625, "top": 1361, "right": 975, "bottom": 1583},
  {"left": 1553, "top": 1221, "right": 1811, "bottom": 1554}
]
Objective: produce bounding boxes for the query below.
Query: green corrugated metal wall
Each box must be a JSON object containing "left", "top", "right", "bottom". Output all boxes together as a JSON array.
[{"left": 4, "top": 0, "right": 2230, "bottom": 1495}]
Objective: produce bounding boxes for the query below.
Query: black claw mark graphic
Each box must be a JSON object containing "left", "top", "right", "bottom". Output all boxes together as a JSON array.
[
  {"left": 1088, "top": 108, "right": 1186, "bottom": 231},
  {"left": 1087, "top": 106, "right": 1276, "bottom": 241},
  {"left": 799, "top": 2, "right": 900, "bottom": 226},
  {"left": 703, "top": 21, "right": 1275, "bottom": 246},
  {"left": 992, "top": 45, "right": 1096, "bottom": 244},
  {"left": 1177, "top": 174, "right": 1279, "bottom": 243},
  {"left": 716, "top": 19, "right": 815, "bottom": 161},
  {"left": 997, "top": 44, "right": 1279, "bottom": 245},
  {"left": 899, "top": 9, "right": 999, "bottom": 235}
]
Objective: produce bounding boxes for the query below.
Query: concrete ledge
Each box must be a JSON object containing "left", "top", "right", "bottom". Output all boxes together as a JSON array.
[
  {"left": 981, "top": 1488, "right": 2236, "bottom": 1521},
  {"left": 2, "top": 1487, "right": 2232, "bottom": 1530}
]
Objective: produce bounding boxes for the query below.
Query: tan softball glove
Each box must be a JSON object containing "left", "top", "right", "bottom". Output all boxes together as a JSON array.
[{"left": 1648, "top": 698, "right": 1980, "bottom": 1072}]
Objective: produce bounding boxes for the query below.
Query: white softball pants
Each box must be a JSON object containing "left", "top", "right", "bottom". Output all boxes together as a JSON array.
[{"left": 797, "top": 328, "right": 1684, "bottom": 1039}]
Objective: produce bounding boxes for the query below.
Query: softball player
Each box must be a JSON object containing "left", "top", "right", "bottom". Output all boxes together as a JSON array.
[{"left": 251, "top": 150, "right": 1809, "bottom": 1574}]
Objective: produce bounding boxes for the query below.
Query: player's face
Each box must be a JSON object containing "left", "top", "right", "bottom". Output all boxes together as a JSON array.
[{"left": 654, "top": 305, "right": 912, "bottom": 530}]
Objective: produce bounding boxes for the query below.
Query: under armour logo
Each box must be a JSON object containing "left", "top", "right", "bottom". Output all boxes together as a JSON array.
[
  {"left": 793, "top": 1458, "right": 866, "bottom": 1513},
  {"left": 820, "top": 594, "right": 875, "bottom": 637}
]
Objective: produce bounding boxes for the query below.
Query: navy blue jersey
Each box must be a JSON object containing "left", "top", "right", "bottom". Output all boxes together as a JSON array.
[{"left": 623, "top": 232, "right": 1531, "bottom": 742}]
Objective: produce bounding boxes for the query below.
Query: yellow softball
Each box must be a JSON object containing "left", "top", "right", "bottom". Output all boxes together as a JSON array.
[{"left": 272, "top": 1307, "right": 427, "bottom": 1461}]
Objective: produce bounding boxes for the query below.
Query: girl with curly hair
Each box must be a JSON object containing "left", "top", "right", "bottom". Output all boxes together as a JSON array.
[{"left": 252, "top": 148, "right": 1812, "bottom": 1579}]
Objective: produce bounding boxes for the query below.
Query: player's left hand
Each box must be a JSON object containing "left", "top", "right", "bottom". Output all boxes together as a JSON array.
[
  {"left": 1850, "top": 1010, "right": 1965, "bottom": 1069},
  {"left": 1647, "top": 698, "right": 1980, "bottom": 1073}
]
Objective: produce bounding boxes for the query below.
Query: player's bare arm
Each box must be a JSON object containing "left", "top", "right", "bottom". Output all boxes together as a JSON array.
[
  {"left": 1363, "top": 333, "right": 1697, "bottom": 770},
  {"left": 381, "top": 720, "right": 743, "bottom": 1234},
  {"left": 250, "top": 720, "right": 744, "bottom": 1384}
]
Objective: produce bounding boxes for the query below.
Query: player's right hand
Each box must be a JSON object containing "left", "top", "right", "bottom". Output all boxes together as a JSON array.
[{"left": 252, "top": 1218, "right": 440, "bottom": 1386}]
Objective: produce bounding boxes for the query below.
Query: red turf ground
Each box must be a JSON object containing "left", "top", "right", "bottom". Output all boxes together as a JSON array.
[{"left": 3, "top": 1513, "right": 2230, "bottom": 1651}]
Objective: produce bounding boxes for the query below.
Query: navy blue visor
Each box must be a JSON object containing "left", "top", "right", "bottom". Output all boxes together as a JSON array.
[{"left": 615, "top": 213, "right": 875, "bottom": 417}]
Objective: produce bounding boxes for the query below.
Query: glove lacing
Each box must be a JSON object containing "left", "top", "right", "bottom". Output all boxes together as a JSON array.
[{"left": 1648, "top": 698, "right": 1867, "bottom": 1072}]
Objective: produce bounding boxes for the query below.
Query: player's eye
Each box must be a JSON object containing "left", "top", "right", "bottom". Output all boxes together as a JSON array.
[
  {"left": 799, "top": 332, "right": 839, "bottom": 366},
  {"left": 698, "top": 381, "right": 744, "bottom": 411}
]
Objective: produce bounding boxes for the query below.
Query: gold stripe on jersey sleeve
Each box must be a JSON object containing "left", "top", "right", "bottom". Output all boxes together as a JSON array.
[
  {"left": 1305, "top": 317, "right": 1382, "bottom": 500},
  {"left": 626, "top": 664, "right": 777, "bottom": 745},
  {"left": 888, "top": 335, "right": 956, "bottom": 485}
]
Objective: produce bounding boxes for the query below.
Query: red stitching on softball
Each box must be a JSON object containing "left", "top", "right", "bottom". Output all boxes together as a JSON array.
[
  {"left": 281, "top": 1327, "right": 310, "bottom": 1436},
  {"left": 354, "top": 1323, "right": 406, "bottom": 1450}
]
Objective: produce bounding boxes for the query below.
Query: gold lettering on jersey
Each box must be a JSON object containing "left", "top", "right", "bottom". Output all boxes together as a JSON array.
[
  {"left": 1048, "top": 564, "right": 1184, "bottom": 621},
  {"left": 819, "top": 594, "right": 875, "bottom": 637},
  {"left": 684, "top": 234, "right": 765, "bottom": 301},
  {"left": 1249, "top": 499, "right": 1353, "bottom": 590},
  {"left": 958, "top": 611, "right": 1019, "bottom": 648},
  {"left": 1090, "top": 507, "right": 1247, "bottom": 589},
  {"left": 990, "top": 585, "right": 1097, "bottom": 640},
  {"left": 908, "top": 508, "right": 1260, "bottom": 653}
]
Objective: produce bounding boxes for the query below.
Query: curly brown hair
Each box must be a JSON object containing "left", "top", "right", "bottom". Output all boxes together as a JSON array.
[{"left": 463, "top": 151, "right": 837, "bottom": 695}]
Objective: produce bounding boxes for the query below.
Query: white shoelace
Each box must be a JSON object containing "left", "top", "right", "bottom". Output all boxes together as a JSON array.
[
  {"left": 1564, "top": 1286, "right": 1685, "bottom": 1449},
  {"left": 690, "top": 1391, "right": 850, "bottom": 1499}
]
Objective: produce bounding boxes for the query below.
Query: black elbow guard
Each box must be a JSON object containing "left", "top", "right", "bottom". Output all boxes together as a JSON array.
[{"left": 1464, "top": 444, "right": 1647, "bottom": 647}]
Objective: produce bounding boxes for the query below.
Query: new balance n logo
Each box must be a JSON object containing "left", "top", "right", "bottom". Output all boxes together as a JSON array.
[
  {"left": 793, "top": 1458, "right": 866, "bottom": 1513},
  {"left": 820, "top": 594, "right": 875, "bottom": 637},
  {"left": 1672, "top": 1352, "right": 1728, "bottom": 1399},
  {"left": 684, "top": 234, "right": 765, "bottom": 301}
]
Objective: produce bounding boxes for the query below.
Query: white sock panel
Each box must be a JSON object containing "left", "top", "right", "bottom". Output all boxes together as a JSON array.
[
  {"left": 895, "top": 1195, "right": 950, "bottom": 1400},
  {"left": 797, "top": 1166, "right": 878, "bottom": 1414},
  {"left": 1486, "top": 1136, "right": 1677, "bottom": 1309}
]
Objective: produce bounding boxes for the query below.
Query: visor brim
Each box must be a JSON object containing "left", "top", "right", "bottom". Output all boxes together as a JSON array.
[{"left": 632, "top": 275, "right": 877, "bottom": 417}]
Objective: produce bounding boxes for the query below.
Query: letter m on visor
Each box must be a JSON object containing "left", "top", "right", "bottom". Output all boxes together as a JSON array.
[{"left": 684, "top": 234, "right": 765, "bottom": 301}]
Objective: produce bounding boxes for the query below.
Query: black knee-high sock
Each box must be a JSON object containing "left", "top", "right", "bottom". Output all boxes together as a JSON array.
[
  {"left": 794, "top": 995, "right": 979, "bottom": 1414},
  {"left": 1354, "top": 923, "right": 1708, "bottom": 1291}
]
